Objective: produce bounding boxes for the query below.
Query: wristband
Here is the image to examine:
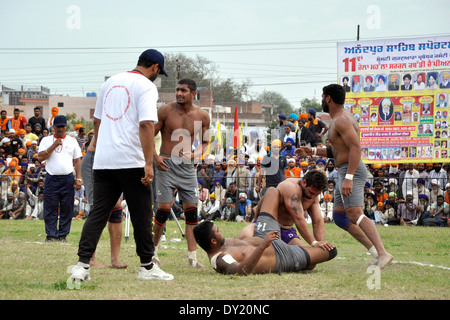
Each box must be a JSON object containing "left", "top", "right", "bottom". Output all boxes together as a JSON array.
[
  {"left": 345, "top": 174, "right": 354, "bottom": 181},
  {"left": 312, "top": 147, "right": 317, "bottom": 156},
  {"left": 311, "top": 240, "right": 318, "bottom": 246}
]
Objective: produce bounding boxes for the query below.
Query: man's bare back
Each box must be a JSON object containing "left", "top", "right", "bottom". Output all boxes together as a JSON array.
[{"left": 328, "top": 109, "right": 360, "bottom": 167}]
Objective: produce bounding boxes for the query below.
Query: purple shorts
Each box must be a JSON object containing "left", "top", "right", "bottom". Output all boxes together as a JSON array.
[{"left": 280, "top": 227, "right": 299, "bottom": 244}]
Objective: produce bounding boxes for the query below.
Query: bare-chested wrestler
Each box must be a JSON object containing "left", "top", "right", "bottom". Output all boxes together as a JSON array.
[
  {"left": 297, "top": 84, "right": 393, "bottom": 269},
  {"left": 239, "top": 170, "right": 334, "bottom": 251},
  {"left": 193, "top": 187, "right": 337, "bottom": 275},
  {"left": 153, "top": 78, "right": 210, "bottom": 268}
]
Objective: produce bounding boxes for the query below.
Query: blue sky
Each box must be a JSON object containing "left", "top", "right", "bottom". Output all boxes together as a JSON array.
[{"left": 1, "top": 0, "right": 449, "bottom": 107}]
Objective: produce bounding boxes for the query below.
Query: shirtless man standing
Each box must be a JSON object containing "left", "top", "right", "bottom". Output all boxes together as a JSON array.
[
  {"left": 193, "top": 187, "right": 337, "bottom": 275},
  {"left": 153, "top": 79, "right": 210, "bottom": 268},
  {"left": 239, "top": 170, "right": 334, "bottom": 251},
  {"left": 298, "top": 84, "right": 393, "bottom": 269}
]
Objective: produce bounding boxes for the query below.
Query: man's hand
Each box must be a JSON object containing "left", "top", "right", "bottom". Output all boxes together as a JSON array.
[
  {"left": 341, "top": 179, "right": 353, "bottom": 198},
  {"left": 262, "top": 231, "right": 279, "bottom": 249},
  {"left": 154, "top": 154, "right": 171, "bottom": 171},
  {"left": 295, "top": 146, "right": 311, "bottom": 157},
  {"left": 141, "top": 163, "right": 154, "bottom": 186},
  {"left": 313, "top": 240, "right": 335, "bottom": 251}
]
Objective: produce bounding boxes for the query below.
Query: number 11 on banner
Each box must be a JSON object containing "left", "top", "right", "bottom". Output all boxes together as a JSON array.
[{"left": 342, "top": 57, "right": 356, "bottom": 72}]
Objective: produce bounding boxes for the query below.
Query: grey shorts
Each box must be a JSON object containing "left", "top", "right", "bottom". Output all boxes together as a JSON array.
[
  {"left": 254, "top": 212, "right": 310, "bottom": 273},
  {"left": 81, "top": 150, "right": 95, "bottom": 205},
  {"left": 333, "top": 161, "right": 367, "bottom": 209},
  {"left": 155, "top": 154, "right": 199, "bottom": 204}
]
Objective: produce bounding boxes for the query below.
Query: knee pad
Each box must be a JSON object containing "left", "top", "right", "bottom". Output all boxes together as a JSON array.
[
  {"left": 333, "top": 210, "right": 352, "bottom": 230},
  {"left": 327, "top": 247, "right": 338, "bottom": 261},
  {"left": 184, "top": 207, "right": 198, "bottom": 225},
  {"left": 108, "top": 207, "right": 123, "bottom": 223},
  {"left": 154, "top": 208, "right": 170, "bottom": 226}
]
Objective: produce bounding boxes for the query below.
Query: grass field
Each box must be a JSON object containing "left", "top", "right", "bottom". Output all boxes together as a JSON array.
[{"left": 0, "top": 218, "right": 448, "bottom": 302}]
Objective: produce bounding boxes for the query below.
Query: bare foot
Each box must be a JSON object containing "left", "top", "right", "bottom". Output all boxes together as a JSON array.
[
  {"left": 109, "top": 261, "right": 128, "bottom": 269},
  {"left": 90, "top": 259, "right": 107, "bottom": 268},
  {"left": 377, "top": 253, "right": 394, "bottom": 269}
]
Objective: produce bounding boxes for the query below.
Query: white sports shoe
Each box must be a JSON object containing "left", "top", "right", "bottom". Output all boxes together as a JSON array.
[
  {"left": 138, "top": 265, "right": 174, "bottom": 281},
  {"left": 70, "top": 265, "right": 91, "bottom": 282}
]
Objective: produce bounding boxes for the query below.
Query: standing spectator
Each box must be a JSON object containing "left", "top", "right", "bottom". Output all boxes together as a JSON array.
[
  {"left": 429, "top": 179, "right": 444, "bottom": 203},
  {"left": 258, "top": 139, "right": 287, "bottom": 196},
  {"left": 320, "top": 194, "right": 334, "bottom": 223},
  {"left": 75, "top": 126, "right": 89, "bottom": 152},
  {"left": 306, "top": 108, "right": 328, "bottom": 146},
  {"left": 38, "top": 115, "right": 82, "bottom": 242},
  {"left": 325, "top": 159, "right": 338, "bottom": 182},
  {"left": 27, "top": 141, "right": 39, "bottom": 162},
  {"left": 444, "top": 183, "right": 450, "bottom": 204},
  {"left": 275, "top": 114, "right": 295, "bottom": 142},
  {"left": 71, "top": 49, "right": 173, "bottom": 282},
  {"left": 283, "top": 126, "right": 296, "bottom": 145},
  {"left": 427, "top": 163, "right": 447, "bottom": 191},
  {"left": 8, "top": 129, "right": 24, "bottom": 157},
  {"left": 402, "top": 163, "right": 419, "bottom": 199},
  {"left": 10, "top": 108, "right": 27, "bottom": 134},
  {"left": 28, "top": 107, "right": 47, "bottom": 134},
  {"left": 224, "top": 159, "right": 236, "bottom": 188},
  {"left": 295, "top": 118, "right": 316, "bottom": 147},
  {"left": 209, "top": 162, "right": 225, "bottom": 192},
  {"left": 0, "top": 110, "right": 11, "bottom": 132},
  {"left": 235, "top": 159, "right": 251, "bottom": 194},
  {"left": 281, "top": 137, "right": 296, "bottom": 157},
  {"left": 47, "top": 106, "right": 59, "bottom": 130},
  {"left": 247, "top": 139, "right": 267, "bottom": 161}
]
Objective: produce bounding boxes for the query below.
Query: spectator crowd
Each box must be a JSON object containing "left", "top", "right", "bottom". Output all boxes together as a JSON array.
[{"left": 1, "top": 108, "right": 449, "bottom": 230}]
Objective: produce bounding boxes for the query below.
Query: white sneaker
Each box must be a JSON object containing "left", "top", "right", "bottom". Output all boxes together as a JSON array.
[
  {"left": 70, "top": 265, "right": 91, "bottom": 282},
  {"left": 138, "top": 265, "right": 174, "bottom": 281}
]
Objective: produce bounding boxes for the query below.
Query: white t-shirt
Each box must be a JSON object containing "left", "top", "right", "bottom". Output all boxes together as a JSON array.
[
  {"left": 93, "top": 71, "right": 159, "bottom": 169},
  {"left": 39, "top": 135, "right": 82, "bottom": 175}
]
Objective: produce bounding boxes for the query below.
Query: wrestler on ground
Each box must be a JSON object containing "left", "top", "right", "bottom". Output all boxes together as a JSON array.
[
  {"left": 153, "top": 78, "right": 210, "bottom": 268},
  {"left": 297, "top": 83, "right": 393, "bottom": 269},
  {"left": 193, "top": 187, "right": 337, "bottom": 275},
  {"left": 239, "top": 170, "right": 334, "bottom": 251}
]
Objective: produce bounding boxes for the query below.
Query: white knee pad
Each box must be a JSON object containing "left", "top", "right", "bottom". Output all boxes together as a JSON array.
[{"left": 356, "top": 215, "right": 365, "bottom": 226}]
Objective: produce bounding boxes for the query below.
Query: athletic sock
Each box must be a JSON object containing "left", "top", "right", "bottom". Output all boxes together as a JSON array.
[
  {"left": 77, "top": 262, "right": 90, "bottom": 269},
  {"left": 141, "top": 262, "right": 154, "bottom": 270}
]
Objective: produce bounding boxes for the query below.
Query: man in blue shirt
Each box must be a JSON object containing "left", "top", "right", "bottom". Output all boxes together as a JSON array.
[{"left": 238, "top": 193, "right": 253, "bottom": 222}]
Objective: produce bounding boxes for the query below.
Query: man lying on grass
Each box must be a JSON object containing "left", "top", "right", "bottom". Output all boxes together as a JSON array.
[{"left": 193, "top": 187, "right": 337, "bottom": 275}]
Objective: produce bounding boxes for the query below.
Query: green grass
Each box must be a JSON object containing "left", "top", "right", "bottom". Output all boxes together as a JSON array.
[{"left": 0, "top": 219, "right": 449, "bottom": 300}]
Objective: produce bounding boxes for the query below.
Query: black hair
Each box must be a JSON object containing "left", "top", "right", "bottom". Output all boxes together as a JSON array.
[
  {"left": 193, "top": 221, "right": 215, "bottom": 252},
  {"left": 303, "top": 170, "right": 328, "bottom": 191},
  {"left": 137, "top": 58, "right": 157, "bottom": 69},
  {"left": 403, "top": 73, "right": 412, "bottom": 80},
  {"left": 322, "top": 84, "right": 346, "bottom": 105},
  {"left": 178, "top": 78, "right": 197, "bottom": 92}
]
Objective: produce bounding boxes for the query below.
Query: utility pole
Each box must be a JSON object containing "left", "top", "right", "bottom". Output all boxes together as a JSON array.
[
  {"left": 357, "top": 24, "right": 360, "bottom": 41},
  {"left": 175, "top": 59, "right": 180, "bottom": 86}
]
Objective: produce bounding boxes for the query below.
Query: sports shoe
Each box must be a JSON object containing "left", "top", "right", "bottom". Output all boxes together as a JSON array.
[
  {"left": 69, "top": 265, "right": 91, "bottom": 282},
  {"left": 137, "top": 265, "right": 174, "bottom": 281}
]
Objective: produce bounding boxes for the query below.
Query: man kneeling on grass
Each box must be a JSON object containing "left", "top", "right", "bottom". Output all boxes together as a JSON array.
[{"left": 193, "top": 187, "right": 337, "bottom": 275}]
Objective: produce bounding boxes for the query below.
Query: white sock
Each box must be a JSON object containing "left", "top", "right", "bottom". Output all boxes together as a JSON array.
[
  {"left": 369, "top": 245, "right": 378, "bottom": 257},
  {"left": 77, "top": 262, "right": 90, "bottom": 269}
]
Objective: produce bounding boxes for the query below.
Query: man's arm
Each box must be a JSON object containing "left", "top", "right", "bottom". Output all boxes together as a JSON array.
[
  {"left": 139, "top": 120, "right": 155, "bottom": 186},
  {"left": 214, "top": 231, "right": 279, "bottom": 275},
  {"left": 307, "top": 197, "right": 326, "bottom": 241}
]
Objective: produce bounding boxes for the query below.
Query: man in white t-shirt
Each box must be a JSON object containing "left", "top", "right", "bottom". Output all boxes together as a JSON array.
[
  {"left": 70, "top": 49, "right": 173, "bottom": 283},
  {"left": 38, "top": 115, "right": 82, "bottom": 242}
]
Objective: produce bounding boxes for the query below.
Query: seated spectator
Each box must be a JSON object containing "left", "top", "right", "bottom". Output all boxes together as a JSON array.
[
  {"left": 212, "top": 179, "right": 226, "bottom": 206},
  {"left": 380, "top": 202, "right": 397, "bottom": 225},
  {"left": 25, "top": 185, "right": 44, "bottom": 220},
  {"left": 281, "top": 137, "right": 296, "bottom": 157},
  {"left": 197, "top": 179, "right": 210, "bottom": 217},
  {"left": 445, "top": 183, "right": 450, "bottom": 204},
  {"left": 209, "top": 162, "right": 225, "bottom": 192},
  {"left": 221, "top": 198, "right": 236, "bottom": 222},
  {"left": 429, "top": 179, "right": 444, "bottom": 204},
  {"left": 429, "top": 195, "right": 449, "bottom": 219},
  {"left": 397, "top": 193, "right": 419, "bottom": 226},
  {"left": 373, "top": 202, "right": 385, "bottom": 225},
  {"left": 200, "top": 193, "right": 221, "bottom": 221},
  {"left": 237, "top": 192, "right": 252, "bottom": 222}
]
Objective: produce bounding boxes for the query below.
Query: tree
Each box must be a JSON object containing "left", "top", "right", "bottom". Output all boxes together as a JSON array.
[
  {"left": 300, "top": 98, "right": 321, "bottom": 114},
  {"left": 256, "top": 90, "right": 294, "bottom": 115},
  {"left": 160, "top": 53, "right": 250, "bottom": 103}
]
